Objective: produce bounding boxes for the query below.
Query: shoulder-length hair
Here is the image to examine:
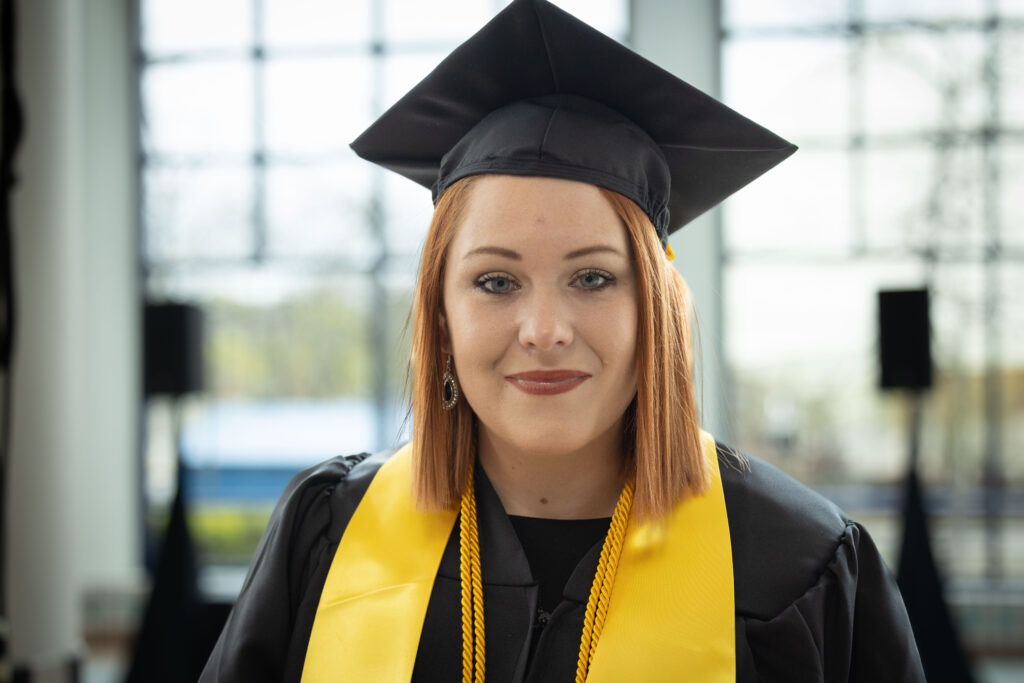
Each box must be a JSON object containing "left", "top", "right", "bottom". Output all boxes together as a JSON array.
[{"left": 409, "top": 176, "right": 710, "bottom": 520}]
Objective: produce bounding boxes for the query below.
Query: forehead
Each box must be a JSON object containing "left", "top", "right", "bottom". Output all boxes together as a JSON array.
[{"left": 451, "top": 175, "right": 628, "bottom": 253}]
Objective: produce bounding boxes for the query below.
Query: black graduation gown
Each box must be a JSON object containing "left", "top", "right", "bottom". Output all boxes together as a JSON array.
[{"left": 199, "top": 445, "right": 925, "bottom": 682}]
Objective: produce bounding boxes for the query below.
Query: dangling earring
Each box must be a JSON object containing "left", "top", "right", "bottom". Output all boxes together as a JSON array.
[{"left": 442, "top": 355, "right": 459, "bottom": 411}]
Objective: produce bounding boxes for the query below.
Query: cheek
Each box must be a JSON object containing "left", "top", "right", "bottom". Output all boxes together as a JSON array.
[
  {"left": 444, "top": 298, "right": 504, "bottom": 364},
  {"left": 443, "top": 298, "right": 474, "bottom": 352},
  {"left": 594, "top": 301, "right": 639, "bottom": 370},
  {"left": 616, "top": 332, "right": 640, "bottom": 386},
  {"left": 441, "top": 279, "right": 470, "bottom": 353}
]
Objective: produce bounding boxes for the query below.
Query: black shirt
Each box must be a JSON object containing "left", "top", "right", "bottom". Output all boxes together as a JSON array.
[{"left": 508, "top": 514, "right": 611, "bottom": 667}]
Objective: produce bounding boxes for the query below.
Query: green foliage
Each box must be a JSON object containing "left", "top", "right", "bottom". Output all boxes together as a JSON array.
[
  {"left": 206, "top": 290, "right": 375, "bottom": 398},
  {"left": 190, "top": 505, "right": 276, "bottom": 565}
]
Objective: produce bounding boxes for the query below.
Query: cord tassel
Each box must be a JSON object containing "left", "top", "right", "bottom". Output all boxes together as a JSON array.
[
  {"left": 577, "top": 480, "right": 634, "bottom": 680},
  {"left": 459, "top": 464, "right": 485, "bottom": 682}
]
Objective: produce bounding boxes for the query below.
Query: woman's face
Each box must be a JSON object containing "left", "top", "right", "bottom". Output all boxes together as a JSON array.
[{"left": 441, "top": 175, "right": 639, "bottom": 459}]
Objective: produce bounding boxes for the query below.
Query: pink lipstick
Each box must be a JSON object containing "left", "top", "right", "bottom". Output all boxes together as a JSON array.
[{"left": 506, "top": 370, "right": 590, "bottom": 396}]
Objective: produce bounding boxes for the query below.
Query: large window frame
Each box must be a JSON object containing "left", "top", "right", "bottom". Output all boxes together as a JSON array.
[{"left": 720, "top": 1, "right": 1024, "bottom": 596}]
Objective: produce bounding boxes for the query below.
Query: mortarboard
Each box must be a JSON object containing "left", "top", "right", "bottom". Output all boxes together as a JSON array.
[{"left": 351, "top": 0, "right": 796, "bottom": 245}]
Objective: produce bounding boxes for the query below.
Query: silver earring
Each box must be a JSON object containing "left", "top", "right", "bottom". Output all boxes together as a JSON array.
[{"left": 442, "top": 355, "right": 459, "bottom": 411}]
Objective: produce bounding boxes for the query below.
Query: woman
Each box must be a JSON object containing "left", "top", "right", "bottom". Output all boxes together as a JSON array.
[{"left": 201, "top": 1, "right": 924, "bottom": 681}]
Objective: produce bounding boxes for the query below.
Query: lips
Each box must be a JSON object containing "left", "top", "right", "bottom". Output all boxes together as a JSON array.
[{"left": 505, "top": 370, "right": 591, "bottom": 396}]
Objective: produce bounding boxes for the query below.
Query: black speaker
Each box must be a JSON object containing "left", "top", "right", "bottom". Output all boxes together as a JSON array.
[
  {"left": 144, "top": 302, "right": 204, "bottom": 397},
  {"left": 878, "top": 289, "right": 932, "bottom": 390}
]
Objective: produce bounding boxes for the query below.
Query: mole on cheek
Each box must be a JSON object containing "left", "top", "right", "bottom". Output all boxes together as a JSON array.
[{"left": 540, "top": 497, "right": 549, "bottom": 505}]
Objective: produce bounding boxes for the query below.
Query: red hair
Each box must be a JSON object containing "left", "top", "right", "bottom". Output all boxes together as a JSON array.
[{"left": 410, "top": 177, "right": 709, "bottom": 519}]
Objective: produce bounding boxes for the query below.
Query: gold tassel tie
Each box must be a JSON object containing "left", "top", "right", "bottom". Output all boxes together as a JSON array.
[
  {"left": 459, "top": 464, "right": 635, "bottom": 683},
  {"left": 575, "top": 480, "right": 634, "bottom": 681},
  {"left": 459, "top": 464, "right": 485, "bottom": 683}
]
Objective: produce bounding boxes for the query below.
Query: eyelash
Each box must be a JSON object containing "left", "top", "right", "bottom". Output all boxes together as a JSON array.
[
  {"left": 571, "top": 268, "right": 616, "bottom": 291},
  {"left": 474, "top": 272, "right": 519, "bottom": 294},
  {"left": 473, "top": 269, "right": 616, "bottom": 294}
]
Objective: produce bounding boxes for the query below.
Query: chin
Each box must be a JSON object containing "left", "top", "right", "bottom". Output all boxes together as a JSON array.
[{"left": 489, "top": 416, "right": 617, "bottom": 459}]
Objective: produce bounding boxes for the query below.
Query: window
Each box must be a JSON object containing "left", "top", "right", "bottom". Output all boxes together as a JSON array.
[
  {"left": 721, "top": 0, "right": 1024, "bottom": 599},
  {"left": 137, "top": 0, "right": 629, "bottom": 571}
]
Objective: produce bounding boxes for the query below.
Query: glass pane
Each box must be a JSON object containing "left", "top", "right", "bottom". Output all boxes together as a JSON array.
[
  {"left": 931, "top": 263, "right": 987, "bottom": 369},
  {"left": 925, "top": 263, "right": 987, "bottom": 480},
  {"left": 384, "top": 0, "right": 493, "bottom": 44},
  {"left": 1000, "top": 143, "right": 1023, "bottom": 248},
  {"left": 547, "top": 0, "right": 628, "bottom": 39},
  {"left": 1002, "top": 265, "right": 1024, "bottom": 484},
  {"left": 863, "top": 30, "right": 987, "bottom": 136},
  {"left": 383, "top": 170, "right": 434, "bottom": 256},
  {"left": 264, "top": 56, "right": 375, "bottom": 156},
  {"left": 863, "top": 0, "right": 986, "bottom": 22},
  {"left": 189, "top": 502, "right": 276, "bottom": 567},
  {"left": 180, "top": 394, "right": 381, "bottom": 565},
  {"left": 1002, "top": 28, "right": 1024, "bottom": 140},
  {"left": 723, "top": 36, "right": 849, "bottom": 141},
  {"left": 182, "top": 399, "right": 379, "bottom": 468},
  {"left": 382, "top": 51, "right": 448, "bottom": 110},
  {"left": 935, "top": 143, "right": 986, "bottom": 252},
  {"left": 148, "top": 262, "right": 314, "bottom": 302},
  {"left": 142, "top": 0, "right": 252, "bottom": 55},
  {"left": 142, "top": 61, "right": 254, "bottom": 157},
  {"left": 265, "top": 158, "right": 377, "bottom": 263},
  {"left": 144, "top": 166, "right": 253, "bottom": 261},
  {"left": 864, "top": 146, "right": 929, "bottom": 251},
  {"left": 725, "top": 261, "right": 927, "bottom": 483},
  {"left": 727, "top": 260, "right": 927, "bottom": 369},
  {"left": 724, "top": 149, "right": 850, "bottom": 254},
  {"left": 211, "top": 277, "right": 374, "bottom": 398},
  {"left": 723, "top": 0, "right": 846, "bottom": 30},
  {"left": 1001, "top": 264, "right": 1024, "bottom": 367},
  {"left": 148, "top": 269, "right": 375, "bottom": 399},
  {"left": 1002, "top": 0, "right": 1024, "bottom": 16},
  {"left": 264, "top": 0, "right": 372, "bottom": 49},
  {"left": 864, "top": 144, "right": 985, "bottom": 253}
]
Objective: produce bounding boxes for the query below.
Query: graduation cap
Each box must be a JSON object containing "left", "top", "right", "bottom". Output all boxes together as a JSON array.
[{"left": 351, "top": 0, "right": 796, "bottom": 245}]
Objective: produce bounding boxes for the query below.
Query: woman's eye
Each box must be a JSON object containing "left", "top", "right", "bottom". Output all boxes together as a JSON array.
[
  {"left": 475, "top": 274, "right": 518, "bottom": 294},
  {"left": 573, "top": 269, "right": 615, "bottom": 290}
]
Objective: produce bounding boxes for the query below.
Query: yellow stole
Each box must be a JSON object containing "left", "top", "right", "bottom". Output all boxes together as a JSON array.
[{"left": 301, "top": 432, "right": 734, "bottom": 681}]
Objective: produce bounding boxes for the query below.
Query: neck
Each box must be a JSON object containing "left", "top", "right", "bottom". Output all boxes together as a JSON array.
[{"left": 476, "top": 422, "right": 625, "bottom": 519}]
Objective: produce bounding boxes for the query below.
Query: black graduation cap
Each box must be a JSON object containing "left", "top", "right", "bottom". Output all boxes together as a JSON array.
[{"left": 351, "top": 0, "right": 796, "bottom": 244}]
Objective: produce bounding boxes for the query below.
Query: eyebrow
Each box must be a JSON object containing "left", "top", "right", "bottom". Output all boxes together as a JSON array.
[
  {"left": 463, "top": 244, "right": 624, "bottom": 261},
  {"left": 564, "top": 245, "right": 624, "bottom": 259},
  {"left": 464, "top": 246, "right": 521, "bottom": 260}
]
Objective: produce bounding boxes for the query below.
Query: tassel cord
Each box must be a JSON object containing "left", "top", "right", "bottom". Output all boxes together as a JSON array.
[{"left": 459, "top": 462, "right": 634, "bottom": 683}]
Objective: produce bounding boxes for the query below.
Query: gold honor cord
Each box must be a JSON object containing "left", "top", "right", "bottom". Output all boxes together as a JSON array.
[
  {"left": 459, "top": 465, "right": 486, "bottom": 683},
  {"left": 458, "top": 463, "right": 636, "bottom": 683},
  {"left": 576, "top": 480, "right": 634, "bottom": 682}
]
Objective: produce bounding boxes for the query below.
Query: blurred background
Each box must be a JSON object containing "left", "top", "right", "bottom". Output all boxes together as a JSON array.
[{"left": 2, "top": 0, "right": 1022, "bottom": 681}]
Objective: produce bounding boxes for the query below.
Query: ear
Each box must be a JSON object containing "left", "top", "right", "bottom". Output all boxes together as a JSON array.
[{"left": 439, "top": 310, "right": 452, "bottom": 355}]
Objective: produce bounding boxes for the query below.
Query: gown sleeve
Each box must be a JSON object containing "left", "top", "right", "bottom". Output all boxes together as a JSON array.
[
  {"left": 198, "top": 454, "right": 369, "bottom": 683},
  {"left": 722, "top": 447, "right": 925, "bottom": 683},
  {"left": 736, "top": 521, "right": 925, "bottom": 682}
]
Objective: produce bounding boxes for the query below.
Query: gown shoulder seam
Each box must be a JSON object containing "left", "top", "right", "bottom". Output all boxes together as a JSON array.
[{"left": 737, "top": 519, "right": 859, "bottom": 624}]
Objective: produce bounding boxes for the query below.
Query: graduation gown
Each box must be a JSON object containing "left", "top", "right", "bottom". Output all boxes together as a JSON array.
[{"left": 199, "top": 444, "right": 924, "bottom": 682}]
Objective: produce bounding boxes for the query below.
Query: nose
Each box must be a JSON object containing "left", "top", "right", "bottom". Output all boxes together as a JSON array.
[{"left": 517, "top": 292, "right": 574, "bottom": 351}]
